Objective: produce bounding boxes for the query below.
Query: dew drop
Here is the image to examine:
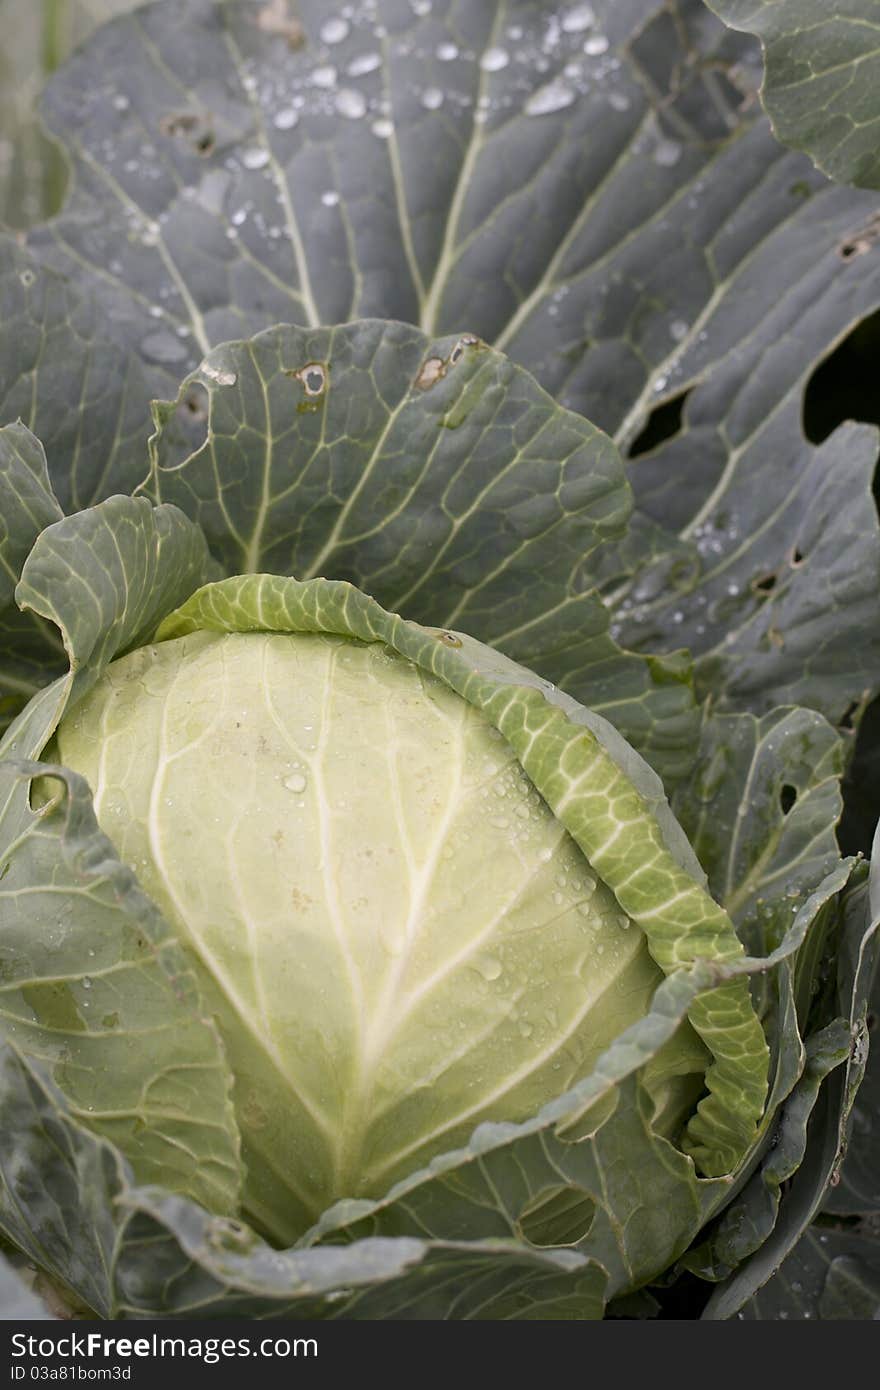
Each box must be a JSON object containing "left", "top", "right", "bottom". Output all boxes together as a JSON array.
[
  {"left": 372, "top": 118, "right": 394, "bottom": 138},
  {"left": 348, "top": 52, "right": 382, "bottom": 77},
  {"left": 476, "top": 956, "right": 503, "bottom": 982},
  {"left": 82, "top": 977, "right": 92, "bottom": 990},
  {"left": 335, "top": 88, "right": 368, "bottom": 119},
  {"left": 421, "top": 87, "right": 444, "bottom": 110},
  {"left": 312, "top": 66, "right": 338, "bottom": 89},
  {"left": 320, "top": 18, "right": 350, "bottom": 45},
  {"left": 583, "top": 35, "right": 609, "bottom": 56},
  {"left": 518, "top": 1019, "right": 534, "bottom": 1038},
  {"left": 283, "top": 772, "right": 308, "bottom": 794},
  {"left": 669, "top": 318, "right": 689, "bottom": 341},
  {"left": 654, "top": 138, "right": 682, "bottom": 167},
  {"left": 321, "top": 189, "right": 341, "bottom": 207},
  {"left": 562, "top": 4, "right": 596, "bottom": 33},
  {"left": 525, "top": 81, "right": 576, "bottom": 116},
  {"left": 273, "top": 107, "right": 299, "bottom": 130},
  {"left": 436, "top": 41, "right": 459, "bottom": 61},
  {"left": 608, "top": 91, "right": 630, "bottom": 112},
  {"left": 112, "top": 93, "right": 130, "bottom": 111},
  {"left": 480, "top": 47, "right": 509, "bottom": 72},
  {"left": 141, "top": 330, "right": 189, "bottom": 365},
  {"left": 242, "top": 147, "right": 270, "bottom": 170}
]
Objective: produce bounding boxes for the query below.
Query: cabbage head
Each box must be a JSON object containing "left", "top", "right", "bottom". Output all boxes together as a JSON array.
[{"left": 0, "top": 496, "right": 868, "bottom": 1319}]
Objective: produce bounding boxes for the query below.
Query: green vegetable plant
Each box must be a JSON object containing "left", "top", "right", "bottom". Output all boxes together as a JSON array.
[{"left": 0, "top": 0, "right": 878, "bottom": 1320}]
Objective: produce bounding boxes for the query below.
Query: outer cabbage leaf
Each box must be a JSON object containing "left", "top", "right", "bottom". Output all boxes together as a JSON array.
[
  {"left": 706, "top": 0, "right": 880, "bottom": 189},
  {"left": 0, "top": 423, "right": 65, "bottom": 727},
  {"left": 700, "top": 861, "right": 880, "bottom": 1316},
  {"left": 147, "top": 319, "right": 696, "bottom": 784},
  {"left": 736, "top": 1225, "right": 880, "bottom": 1320},
  {"left": 0, "top": 497, "right": 241, "bottom": 1217},
  {"left": 0, "top": 1036, "right": 608, "bottom": 1319},
  {"left": 824, "top": 824, "right": 880, "bottom": 1217},
  {"left": 6, "top": 0, "right": 878, "bottom": 727}
]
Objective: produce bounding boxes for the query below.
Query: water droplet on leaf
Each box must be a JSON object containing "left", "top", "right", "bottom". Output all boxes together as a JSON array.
[{"left": 525, "top": 81, "right": 576, "bottom": 116}]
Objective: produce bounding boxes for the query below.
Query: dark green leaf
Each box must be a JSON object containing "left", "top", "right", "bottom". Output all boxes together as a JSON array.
[
  {"left": 0, "top": 423, "right": 65, "bottom": 730},
  {"left": 701, "top": 866, "right": 880, "bottom": 1316},
  {"left": 147, "top": 319, "right": 698, "bottom": 782},
  {"left": 737, "top": 1223, "right": 880, "bottom": 1319},
  {"left": 0, "top": 1036, "right": 608, "bottom": 1319},
  {"left": 706, "top": 0, "right": 880, "bottom": 189},
  {"left": 11, "top": 0, "right": 879, "bottom": 724}
]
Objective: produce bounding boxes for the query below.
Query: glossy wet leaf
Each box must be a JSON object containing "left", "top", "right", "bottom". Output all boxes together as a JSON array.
[
  {"left": 147, "top": 318, "right": 697, "bottom": 783},
  {"left": 736, "top": 1224, "right": 880, "bottom": 1319},
  {"left": 8, "top": 0, "right": 878, "bottom": 726}
]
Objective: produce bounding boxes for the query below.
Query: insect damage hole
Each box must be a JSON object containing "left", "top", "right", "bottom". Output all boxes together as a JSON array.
[
  {"left": 448, "top": 333, "right": 482, "bottom": 365},
  {"left": 803, "top": 309, "right": 880, "bottom": 445},
  {"left": 159, "top": 111, "right": 216, "bottom": 157},
  {"left": 415, "top": 334, "right": 484, "bottom": 390},
  {"left": 837, "top": 213, "right": 880, "bottom": 261},
  {"left": 289, "top": 362, "right": 328, "bottom": 396},
  {"left": 628, "top": 387, "right": 693, "bottom": 458},
  {"left": 180, "top": 383, "right": 209, "bottom": 423},
  {"left": 415, "top": 357, "right": 446, "bottom": 391},
  {"left": 779, "top": 784, "right": 797, "bottom": 815}
]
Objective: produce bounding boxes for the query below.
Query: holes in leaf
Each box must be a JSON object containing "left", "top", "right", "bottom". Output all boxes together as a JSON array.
[
  {"left": 752, "top": 570, "right": 777, "bottom": 594},
  {"left": 414, "top": 335, "right": 483, "bottom": 391},
  {"left": 159, "top": 111, "right": 216, "bottom": 157},
  {"left": 299, "top": 364, "right": 327, "bottom": 396},
  {"left": 517, "top": 1187, "right": 596, "bottom": 1248},
  {"left": 181, "top": 383, "right": 209, "bottom": 422},
  {"left": 803, "top": 309, "right": 880, "bottom": 445},
  {"left": 779, "top": 784, "right": 797, "bottom": 815},
  {"left": 837, "top": 214, "right": 880, "bottom": 262},
  {"left": 165, "top": 382, "right": 210, "bottom": 460},
  {"left": 414, "top": 357, "right": 445, "bottom": 390},
  {"left": 840, "top": 700, "right": 861, "bottom": 732},
  {"left": 628, "top": 387, "right": 692, "bottom": 458},
  {"left": 449, "top": 333, "right": 482, "bottom": 365},
  {"left": 284, "top": 362, "right": 329, "bottom": 413}
]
